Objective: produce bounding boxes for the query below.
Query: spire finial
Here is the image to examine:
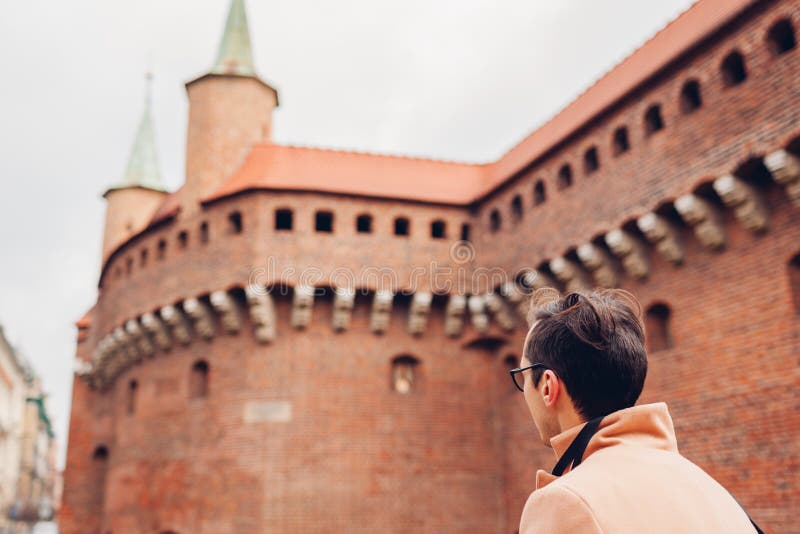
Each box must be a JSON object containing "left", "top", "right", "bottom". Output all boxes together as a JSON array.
[
  {"left": 211, "top": 0, "right": 256, "bottom": 76},
  {"left": 144, "top": 70, "right": 154, "bottom": 108},
  {"left": 114, "top": 73, "right": 165, "bottom": 192}
]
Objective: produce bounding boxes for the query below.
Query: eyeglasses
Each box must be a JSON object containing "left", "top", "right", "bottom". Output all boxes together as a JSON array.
[{"left": 509, "top": 363, "right": 548, "bottom": 392}]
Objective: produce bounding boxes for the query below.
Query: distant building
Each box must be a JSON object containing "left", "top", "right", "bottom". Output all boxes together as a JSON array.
[
  {"left": 62, "top": 0, "right": 799, "bottom": 532},
  {"left": 0, "top": 326, "right": 57, "bottom": 533}
]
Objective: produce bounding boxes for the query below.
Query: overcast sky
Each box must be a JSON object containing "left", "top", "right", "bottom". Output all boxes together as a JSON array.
[{"left": 0, "top": 0, "right": 695, "bottom": 468}]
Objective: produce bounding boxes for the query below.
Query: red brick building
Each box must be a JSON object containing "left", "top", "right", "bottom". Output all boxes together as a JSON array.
[{"left": 61, "top": 0, "right": 800, "bottom": 532}]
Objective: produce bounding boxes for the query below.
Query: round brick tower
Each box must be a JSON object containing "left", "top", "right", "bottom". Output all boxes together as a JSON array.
[{"left": 62, "top": 0, "right": 800, "bottom": 532}]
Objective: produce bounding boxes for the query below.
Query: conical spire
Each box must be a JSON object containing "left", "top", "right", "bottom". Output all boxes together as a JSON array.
[
  {"left": 211, "top": 0, "right": 256, "bottom": 76},
  {"left": 117, "top": 73, "right": 165, "bottom": 191}
]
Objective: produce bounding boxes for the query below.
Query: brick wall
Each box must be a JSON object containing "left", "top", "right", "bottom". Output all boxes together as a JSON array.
[{"left": 61, "top": 1, "right": 800, "bottom": 532}]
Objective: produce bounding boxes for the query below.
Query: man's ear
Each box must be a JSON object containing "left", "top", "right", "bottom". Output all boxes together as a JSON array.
[{"left": 541, "top": 370, "right": 560, "bottom": 408}]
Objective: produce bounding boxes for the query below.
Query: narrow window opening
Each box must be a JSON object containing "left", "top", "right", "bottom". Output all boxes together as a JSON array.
[
  {"left": 612, "top": 127, "right": 630, "bottom": 156},
  {"left": 228, "top": 212, "right": 243, "bottom": 234},
  {"left": 190, "top": 360, "right": 209, "bottom": 399},
  {"left": 178, "top": 231, "right": 188, "bottom": 249},
  {"left": 140, "top": 249, "right": 148, "bottom": 267},
  {"left": 126, "top": 257, "right": 133, "bottom": 276},
  {"left": 789, "top": 253, "right": 800, "bottom": 314},
  {"left": 680, "top": 80, "right": 702, "bottom": 113},
  {"left": 511, "top": 195, "right": 523, "bottom": 222},
  {"left": 645, "top": 303, "right": 673, "bottom": 352},
  {"left": 583, "top": 147, "right": 599, "bottom": 174},
  {"left": 460, "top": 223, "right": 471, "bottom": 242},
  {"left": 275, "top": 209, "right": 293, "bottom": 231},
  {"left": 315, "top": 211, "right": 334, "bottom": 233},
  {"left": 394, "top": 217, "right": 410, "bottom": 236},
  {"left": 356, "top": 214, "right": 373, "bottom": 234},
  {"left": 533, "top": 180, "right": 546, "bottom": 206},
  {"left": 766, "top": 19, "right": 796, "bottom": 56},
  {"left": 200, "top": 222, "right": 209, "bottom": 244},
  {"left": 127, "top": 379, "right": 137, "bottom": 415},
  {"left": 557, "top": 164, "right": 573, "bottom": 190},
  {"left": 489, "top": 209, "right": 501, "bottom": 233},
  {"left": 721, "top": 51, "right": 747, "bottom": 86},
  {"left": 431, "top": 220, "right": 446, "bottom": 239},
  {"left": 391, "top": 355, "right": 420, "bottom": 394},
  {"left": 92, "top": 445, "right": 109, "bottom": 461},
  {"left": 644, "top": 105, "right": 664, "bottom": 135}
]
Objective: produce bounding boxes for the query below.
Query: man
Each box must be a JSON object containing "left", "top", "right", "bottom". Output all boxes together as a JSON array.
[{"left": 513, "top": 289, "right": 761, "bottom": 533}]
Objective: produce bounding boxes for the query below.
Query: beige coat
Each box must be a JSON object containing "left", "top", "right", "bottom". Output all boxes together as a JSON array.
[{"left": 519, "top": 403, "right": 758, "bottom": 533}]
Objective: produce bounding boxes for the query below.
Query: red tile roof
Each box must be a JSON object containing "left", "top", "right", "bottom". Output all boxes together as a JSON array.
[
  {"left": 204, "top": 144, "right": 491, "bottom": 205},
  {"left": 185, "top": 0, "right": 758, "bottom": 208}
]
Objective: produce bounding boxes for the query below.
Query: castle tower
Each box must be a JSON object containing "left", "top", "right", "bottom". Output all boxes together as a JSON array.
[
  {"left": 101, "top": 75, "right": 166, "bottom": 261},
  {"left": 182, "top": 0, "right": 279, "bottom": 213}
]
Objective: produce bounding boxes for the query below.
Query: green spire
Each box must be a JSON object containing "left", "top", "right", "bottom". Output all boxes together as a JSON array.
[
  {"left": 211, "top": 0, "right": 256, "bottom": 76},
  {"left": 117, "top": 73, "right": 165, "bottom": 191}
]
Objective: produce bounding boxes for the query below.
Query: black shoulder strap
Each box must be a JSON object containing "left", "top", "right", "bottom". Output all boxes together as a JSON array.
[{"left": 551, "top": 416, "right": 604, "bottom": 477}]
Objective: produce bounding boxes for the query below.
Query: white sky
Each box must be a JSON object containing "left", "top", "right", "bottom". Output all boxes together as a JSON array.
[{"left": 0, "top": 0, "right": 695, "bottom": 468}]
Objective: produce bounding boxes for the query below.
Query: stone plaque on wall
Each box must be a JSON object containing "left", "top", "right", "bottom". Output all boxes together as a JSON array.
[{"left": 243, "top": 400, "right": 292, "bottom": 423}]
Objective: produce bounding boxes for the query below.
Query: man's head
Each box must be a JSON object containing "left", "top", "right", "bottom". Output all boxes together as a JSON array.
[{"left": 520, "top": 288, "right": 647, "bottom": 444}]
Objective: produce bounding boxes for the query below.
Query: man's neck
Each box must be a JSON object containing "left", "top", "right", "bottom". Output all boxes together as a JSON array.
[{"left": 557, "top": 408, "right": 586, "bottom": 434}]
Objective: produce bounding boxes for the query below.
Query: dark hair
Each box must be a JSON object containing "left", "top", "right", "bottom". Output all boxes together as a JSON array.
[{"left": 524, "top": 288, "right": 647, "bottom": 420}]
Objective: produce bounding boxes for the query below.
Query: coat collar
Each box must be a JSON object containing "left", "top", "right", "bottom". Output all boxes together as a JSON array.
[{"left": 535, "top": 402, "right": 679, "bottom": 489}]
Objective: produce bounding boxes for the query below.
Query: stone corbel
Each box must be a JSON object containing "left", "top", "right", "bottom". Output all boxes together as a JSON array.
[
  {"left": 468, "top": 294, "right": 490, "bottom": 333},
  {"left": 604, "top": 229, "right": 650, "bottom": 279},
  {"left": 636, "top": 213, "right": 684, "bottom": 265},
  {"left": 370, "top": 290, "right": 394, "bottom": 334},
  {"left": 125, "top": 318, "right": 154, "bottom": 358},
  {"left": 521, "top": 269, "right": 557, "bottom": 291},
  {"left": 183, "top": 298, "right": 216, "bottom": 340},
  {"left": 244, "top": 286, "right": 277, "bottom": 344},
  {"left": 112, "top": 326, "right": 139, "bottom": 364},
  {"left": 485, "top": 293, "right": 515, "bottom": 331},
  {"left": 141, "top": 312, "right": 172, "bottom": 352},
  {"left": 549, "top": 257, "right": 591, "bottom": 292},
  {"left": 160, "top": 305, "right": 192, "bottom": 346},
  {"left": 407, "top": 292, "right": 433, "bottom": 336},
  {"left": 291, "top": 285, "right": 314, "bottom": 330},
  {"left": 576, "top": 243, "right": 619, "bottom": 287},
  {"left": 764, "top": 149, "right": 800, "bottom": 207},
  {"left": 210, "top": 290, "right": 243, "bottom": 334},
  {"left": 444, "top": 294, "right": 466, "bottom": 337},
  {"left": 332, "top": 287, "right": 356, "bottom": 332},
  {"left": 501, "top": 281, "right": 530, "bottom": 321},
  {"left": 713, "top": 175, "right": 768, "bottom": 232},
  {"left": 674, "top": 194, "right": 726, "bottom": 250}
]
